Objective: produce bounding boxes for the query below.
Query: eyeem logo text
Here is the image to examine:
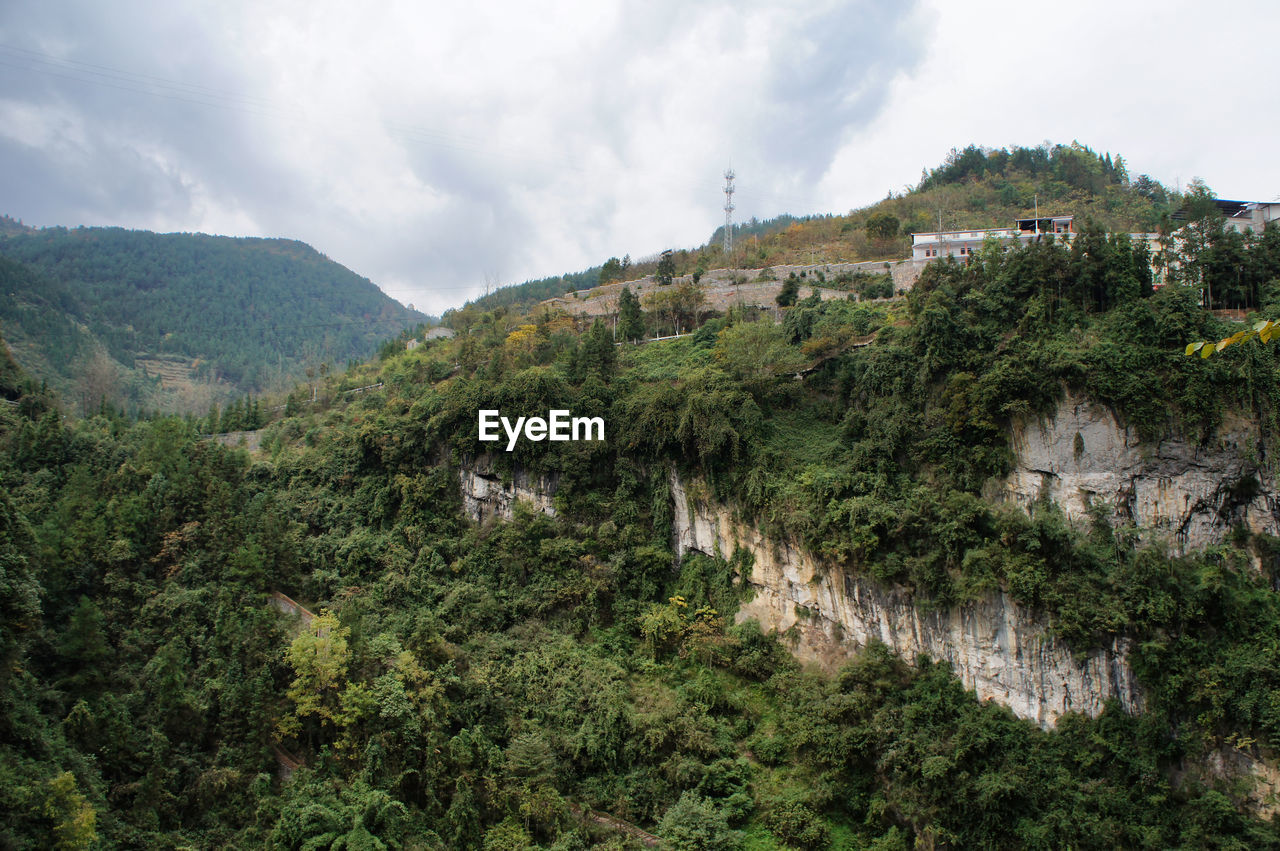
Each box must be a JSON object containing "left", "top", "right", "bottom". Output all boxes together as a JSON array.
[{"left": 478, "top": 409, "right": 605, "bottom": 452}]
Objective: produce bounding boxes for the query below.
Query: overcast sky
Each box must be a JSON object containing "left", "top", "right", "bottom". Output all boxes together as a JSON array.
[{"left": 1, "top": 1, "right": 1277, "bottom": 315}]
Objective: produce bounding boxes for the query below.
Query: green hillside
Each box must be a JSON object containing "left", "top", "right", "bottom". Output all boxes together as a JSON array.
[
  {"left": 0, "top": 226, "right": 428, "bottom": 413},
  {"left": 4, "top": 174, "right": 1280, "bottom": 847},
  {"left": 455, "top": 141, "right": 1174, "bottom": 321}
]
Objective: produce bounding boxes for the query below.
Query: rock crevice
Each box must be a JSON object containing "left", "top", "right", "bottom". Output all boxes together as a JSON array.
[{"left": 458, "top": 456, "right": 558, "bottom": 523}]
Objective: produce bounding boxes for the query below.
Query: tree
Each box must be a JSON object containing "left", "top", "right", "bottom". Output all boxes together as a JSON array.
[
  {"left": 644, "top": 289, "right": 680, "bottom": 336},
  {"left": 600, "top": 257, "right": 623, "bottom": 284},
  {"left": 714, "top": 320, "right": 805, "bottom": 396},
  {"left": 1177, "top": 178, "right": 1225, "bottom": 306},
  {"left": 617, "top": 285, "right": 644, "bottom": 342},
  {"left": 644, "top": 282, "right": 705, "bottom": 335},
  {"left": 865, "top": 212, "right": 900, "bottom": 242},
  {"left": 693, "top": 254, "right": 709, "bottom": 284},
  {"left": 656, "top": 792, "right": 740, "bottom": 850},
  {"left": 76, "top": 350, "right": 119, "bottom": 416},
  {"left": 582, "top": 318, "right": 616, "bottom": 379},
  {"left": 43, "top": 772, "right": 98, "bottom": 850},
  {"left": 671, "top": 281, "right": 707, "bottom": 332},
  {"left": 278, "top": 610, "right": 352, "bottom": 746},
  {"left": 656, "top": 249, "right": 676, "bottom": 286},
  {"left": 776, "top": 274, "right": 801, "bottom": 307}
]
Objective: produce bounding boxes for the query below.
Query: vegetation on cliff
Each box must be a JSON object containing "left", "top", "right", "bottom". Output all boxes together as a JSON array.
[{"left": 6, "top": 175, "right": 1280, "bottom": 847}]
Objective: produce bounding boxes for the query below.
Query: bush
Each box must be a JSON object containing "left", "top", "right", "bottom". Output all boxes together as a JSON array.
[{"left": 657, "top": 792, "right": 742, "bottom": 850}]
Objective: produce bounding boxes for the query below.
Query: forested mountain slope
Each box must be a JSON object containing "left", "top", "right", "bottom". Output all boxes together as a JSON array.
[
  {"left": 6, "top": 203, "right": 1280, "bottom": 848},
  {"left": 0, "top": 226, "right": 428, "bottom": 413}
]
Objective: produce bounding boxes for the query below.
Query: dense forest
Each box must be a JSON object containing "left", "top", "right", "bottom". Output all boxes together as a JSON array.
[
  {"left": 5, "top": 180, "right": 1280, "bottom": 847},
  {"left": 0, "top": 227, "right": 427, "bottom": 414}
]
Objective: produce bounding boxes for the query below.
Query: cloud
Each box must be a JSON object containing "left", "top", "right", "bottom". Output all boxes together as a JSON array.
[
  {"left": 0, "top": 1, "right": 933, "bottom": 314},
  {"left": 817, "top": 1, "right": 1280, "bottom": 214}
]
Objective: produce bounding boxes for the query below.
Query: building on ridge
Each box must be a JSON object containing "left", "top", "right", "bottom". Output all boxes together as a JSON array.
[
  {"left": 911, "top": 215, "right": 1077, "bottom": 264},
  {"left": 1172, "top": 199, "right": 1280, "bottom": 235}
]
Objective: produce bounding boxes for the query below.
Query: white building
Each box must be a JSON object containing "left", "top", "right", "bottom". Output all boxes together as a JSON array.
[
  {"left": 912, "top": 215, "right": 1076, "bottom": 263},
  {"left": 912, "top": 215, "right": 1167, "bottom": 268},
  {"left": 1216, "top": 200, "right": 1280, "bottom": 235}
]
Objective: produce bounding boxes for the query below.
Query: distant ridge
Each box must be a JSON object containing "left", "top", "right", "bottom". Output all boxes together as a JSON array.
[{"left": 0, "top": 224, "right": 428, "bottom": 413}]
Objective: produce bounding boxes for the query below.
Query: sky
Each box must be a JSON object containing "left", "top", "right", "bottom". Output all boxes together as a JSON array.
[{"left": 1, "top": 1, "right": 1277, "bottom": 316}]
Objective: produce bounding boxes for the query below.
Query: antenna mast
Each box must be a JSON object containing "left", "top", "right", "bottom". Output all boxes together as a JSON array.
[{"left": 723, "top": 168, "right": 736, "bottom": 262}]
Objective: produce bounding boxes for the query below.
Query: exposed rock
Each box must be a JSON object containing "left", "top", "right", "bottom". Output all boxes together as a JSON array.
[
  {"left": 670, "top": 472, "right": 1144, "bottom": 729},
  {"left": 458, "top": 456, "right": 557, "bottom": 523},
  {"left": 1176, "top": 745, "right": 1280, "bottom": 819},
  {"left": 990, "top": 394, "right": 1280, "bottom": 553}
]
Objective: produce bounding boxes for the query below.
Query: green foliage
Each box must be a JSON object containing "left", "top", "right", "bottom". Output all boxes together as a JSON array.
[
  {"left": 0, "top": 228, "right": 426, "bottom": 410},
  {"left": 42, "top": 771, "right": 98, "bottom": 850},
  {"left": 657, "top": 792, "right": 742, "bottom": 850},
  {"left": 775, "top": 275, "right": 800, "bottom": 308},
  {"left": 656, "top": 249, "right": 677, "bottom": 287},
  {"left": 864, "top": 212, "right": 900, "bottom": 241},
  {"left": 8, "top": 205, "right": 1280, "bottom": 849},
  {"left": 583, "top": 319, "right": 617, "bottom": 380},
  {"left": 617, "top": 285, "right": 644, "bottom": 343},
  {"left": 713, "top": 321, "right": 805, "bottom": 398}
]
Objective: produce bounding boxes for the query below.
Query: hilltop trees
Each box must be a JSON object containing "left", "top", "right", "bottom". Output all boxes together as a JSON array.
[
  {"left": 0, "top": 228, "right": 426, "bottom": 409},
  {"left": 617, "top": 285, "right": 644, "bottom": 342},
  {"left": 600, "top": 256, "right": 624, "bottom": 284},
  {"left": 656, "top": 249, "right": 676, "bottom": 286},
  {"left": 919, "top": 142, "right": 1130, "bottom": 195}
]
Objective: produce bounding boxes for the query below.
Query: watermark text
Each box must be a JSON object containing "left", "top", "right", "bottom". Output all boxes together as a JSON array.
[{"left": 478, "top": 409, "right": 604, "bottom": 451}]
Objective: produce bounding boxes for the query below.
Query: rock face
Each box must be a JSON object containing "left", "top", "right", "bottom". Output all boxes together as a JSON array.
[
  {"left": 670, "top": 474, "right": 1144, "bottom": 729},
  {"left": 1190, "top": 746, "right": 1280, "bottom": 819},
  {"left": 458, "top": 457, "right": 557, "bottom": 523},
  {"left": 991, "top": 395, "right": 1280, "bottom": 552}
]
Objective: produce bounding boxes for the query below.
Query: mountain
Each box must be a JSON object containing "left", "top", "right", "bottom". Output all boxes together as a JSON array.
[
  {"left": 4, "top": 156, "right": 1280, "bottom": 847},
  {"left": 0, "top": 226, "right": 428, "bottom": 413}
]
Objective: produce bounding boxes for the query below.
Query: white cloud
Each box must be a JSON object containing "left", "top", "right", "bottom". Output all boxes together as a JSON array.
[
  {"left": 2, "top": 0, "right": 1276, "bottom": 316},
  {"left": 820, "top": 1, "right": 1280, "bottom": 211}
]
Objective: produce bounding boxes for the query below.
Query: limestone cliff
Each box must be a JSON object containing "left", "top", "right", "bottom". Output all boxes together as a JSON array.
[
  {"left": 451, "top": 418, "right": 1279, "bottom": 802},
  {"left": 670, "top": 473, "right": 1144, "bottom": 729},
  {"left": 990, "top": 394, "right": 1280, "bottom": 553},
  {"left": 458, "top": 456, "right": 558, "bottom": 523}
]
